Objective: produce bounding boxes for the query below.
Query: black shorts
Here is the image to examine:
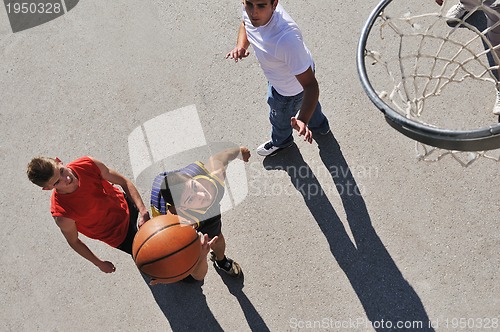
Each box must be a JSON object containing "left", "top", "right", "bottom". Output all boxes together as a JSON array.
[
  {"left": 197, "top": 215, "right": 222, "bottom": 239},
  {"left": 116, "top": 197, "right": 139, "bottom": 255}
]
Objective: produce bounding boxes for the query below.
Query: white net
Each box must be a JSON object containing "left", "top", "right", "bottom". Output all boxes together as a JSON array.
[{"left": 364, "top": 0, "right": 500, "bottom": 166}]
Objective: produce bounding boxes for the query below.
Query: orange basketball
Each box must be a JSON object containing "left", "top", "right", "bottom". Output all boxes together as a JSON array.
[{"left": 132, "top": 213, "right": 201, "bottom": 283}]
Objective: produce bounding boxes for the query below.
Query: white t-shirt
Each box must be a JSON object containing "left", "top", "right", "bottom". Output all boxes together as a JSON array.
[{"left": 243, "top": 4, "right": 314, "bottom": 96}]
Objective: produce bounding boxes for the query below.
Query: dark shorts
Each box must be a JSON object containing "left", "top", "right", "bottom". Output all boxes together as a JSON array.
[
  {"left": 116, "top": 197, "right": 139, "bottom": 255},
  {"left": 197, "top": 215, "right": 222, "bottom": 239}
]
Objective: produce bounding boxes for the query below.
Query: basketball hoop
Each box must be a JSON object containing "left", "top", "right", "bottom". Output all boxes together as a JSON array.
[{"left": 357, "top": 0, "right": 500, "bottom": 165}]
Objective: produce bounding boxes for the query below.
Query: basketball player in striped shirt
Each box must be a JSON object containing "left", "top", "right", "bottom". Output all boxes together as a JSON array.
[{"left": 150, "top": 146, "right": 251, "bottom": 280}]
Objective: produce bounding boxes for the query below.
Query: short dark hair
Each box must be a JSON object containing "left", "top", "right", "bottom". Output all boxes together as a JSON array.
[
  {"left": 27, "top": 157, "right": 57, "bottom": 187},
  {"left": 160, "top": 172, "right": 192, "bottom": 208}
]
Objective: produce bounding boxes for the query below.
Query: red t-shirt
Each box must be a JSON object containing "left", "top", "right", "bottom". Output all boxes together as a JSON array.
[{"left": 51, "top": 157, "right": 130, "bottom": 248}]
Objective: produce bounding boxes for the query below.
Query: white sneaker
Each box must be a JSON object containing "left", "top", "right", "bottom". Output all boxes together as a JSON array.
[
  {"left": 256, "top": 140, "right": 293, "bottom": 156},
  {"left": 493, "top": 90, "right": 500, "bottom": 115},
  {"left": 445, "top": 3, "right": 469, "bottom": 26}
]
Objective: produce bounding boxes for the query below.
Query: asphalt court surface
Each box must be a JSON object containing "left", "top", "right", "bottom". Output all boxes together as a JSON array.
[{"left": 1, "top": 0, "right": 498, "bottom": 331}]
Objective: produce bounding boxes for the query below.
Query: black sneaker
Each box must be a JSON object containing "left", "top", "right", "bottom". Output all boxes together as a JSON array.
[{"left": 209, "top": 252, "right": 242, "bottom": 278}]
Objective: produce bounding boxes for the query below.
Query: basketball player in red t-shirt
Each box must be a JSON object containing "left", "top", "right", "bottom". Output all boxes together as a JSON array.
[{"left": 27, "top": 156, "right": 151, "bottom": 274}]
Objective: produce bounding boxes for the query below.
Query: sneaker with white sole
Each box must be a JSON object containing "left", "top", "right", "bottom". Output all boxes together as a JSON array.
[
  {"left": 494, "top": 90, "right": 500, "bottom": 115},
  {"left": 256, "top": 140, "right": 293, "bottom": 156},
  {"left": 445, "top": 3, "right": 469, "bottom": 27}
]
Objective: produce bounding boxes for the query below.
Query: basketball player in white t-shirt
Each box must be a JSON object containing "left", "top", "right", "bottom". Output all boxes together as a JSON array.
[{"left": 226, "top": 0, "right": 331, "bottom": 156}]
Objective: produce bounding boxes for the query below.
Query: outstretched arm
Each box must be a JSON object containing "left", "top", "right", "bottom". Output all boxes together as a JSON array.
[
  {"left": 55, "top": 216, "right": 116, "bottom": 273},
  {"left": 91, "top": 157, "right": 150, "bottom": 227},
  {"left": 226, "top": 21, "right": 251, "bottom": 62},
  {"left": 206, "top": 146, "right": 251, "bottom": 181}
]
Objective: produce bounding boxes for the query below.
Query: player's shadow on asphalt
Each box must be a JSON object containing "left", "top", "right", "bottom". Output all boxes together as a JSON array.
[
  {"left": 214, "top": 268, "right": 271, "bottom": 332},
  {"left": 263, "top": 134, "right": 435, "bottom": 332},
  {"left": 142, "top": 260, "right": 270, "bottom": 331},
  {"left": 144, "top": 278, "right": 224, "bottom": 331}
]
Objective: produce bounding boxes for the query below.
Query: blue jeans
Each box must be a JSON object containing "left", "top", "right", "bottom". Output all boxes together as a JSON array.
[{"left": 266, "top": 83, "right": 330, "bottom": 147}]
